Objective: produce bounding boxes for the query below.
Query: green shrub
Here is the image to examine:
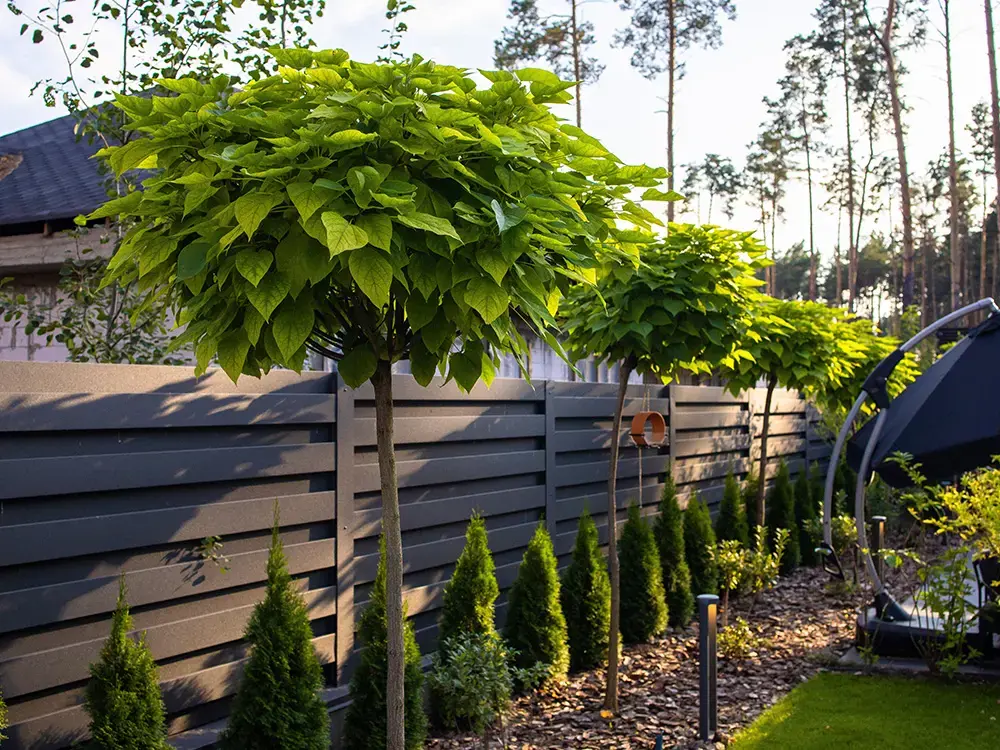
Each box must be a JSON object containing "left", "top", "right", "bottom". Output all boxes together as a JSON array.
[
  {"left": 343, "top": 537, "right": 426, "bottom": 750},
  {"left": 742, "top": 470, "right": 762, "bottom": 530},
  {"left": 619, "top": 504, "right": 668, "bottom": 643},
  {"left": 1, "top": 687, "right": 8, "bottom": 745},
  {"left": 654, "top": 475, "right": 695, "bottom": 627},
  {"left": 504, "top": 523, "right": 569, "bottom": 684},
  {"left": 221, "top": 514, "right": 330, "bottom": 750},
  {"left": 439, "top": 514, "right": 499, "bottom": 644},
  {"left": 835, "top": 457, "right": 857, "bottom": 517},
  {"left": 718, "top": 616, "right": 760, "bottom": 661},
  {"left": 561, "top": 510, "right": 611, "bottom": 671},
  {"left": 684, "top": 493, "right": 718, "bottom": 596},
  {"left": 766, "top": 461, "right": 800, "bottom": 574},
  {"left": 84, "top": 577, "right": 168, "bottom": 750},
  {"left": 716, "top": 471, "right": 749, "bottom": 547},
  {"left": 795, "top": 466, "right": 819, "bottom": 566}
]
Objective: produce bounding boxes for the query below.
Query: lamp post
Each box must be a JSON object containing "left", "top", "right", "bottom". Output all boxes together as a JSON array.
[{"left": 698, "top": 594, "right": 719, "bottom": 742}]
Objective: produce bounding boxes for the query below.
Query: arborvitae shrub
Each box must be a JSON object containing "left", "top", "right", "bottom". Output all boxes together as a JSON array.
[
  {"left": 0, "top": 687, "right": 6, "bottom": 745},
  {"left": 835, "top": 458, "right": 857, "bottom": 517},
  {"left": 343, "top": 537, "right": 426, "bottom": 750},
  {"left": 766, "top": 461, "right": 800, "bottom": 574},
  {"left": 84, "top": 577, "right": 168, "bottom": 750},
  {"left": 795, "top": 466, "right": 818, "bottom": 566},
  {"left": 653, "top": 475, "right": 695, "bottom": 627},
  {"left": 716, "top": 471, "right": 749, "bottom": 547},
  {"left": 619, "top": 504, "right": 668, "bottom": 643},
  {"left": 439, "top": 513, "right": 499, "bottom": 644},
  {"left": 684, "top": 494, "right": 718, "bottom": 597},
  {"left": 742, "top": 470, "right": 762, "bottom": 531},
  {"left": 504, "top": 523, "right": 569, "bottom": 683},
  {"left": 222, "top": 513, "right": 329, "bottom": 750},
  {"left": 560, "top": 510, "right": 611, "bottom": 671}
]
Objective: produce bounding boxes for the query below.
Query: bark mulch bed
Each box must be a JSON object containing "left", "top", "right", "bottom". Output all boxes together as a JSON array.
[{"left": 427, "top": 568, "right": 861, "bottom": 749}]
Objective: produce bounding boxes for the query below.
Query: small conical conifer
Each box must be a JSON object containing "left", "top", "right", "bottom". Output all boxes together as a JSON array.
[
  {"left": 766, "top": 461, "right": 801, "bottom": 573},
  {"left": 684, "top": 493, "right": 718, "bottom": 597},
  {"left": 620, "top": 504, "right": 668, "bottom": 643},
  {"left": 653, "top": 475, "right": 695, "bottom": 627},
  {"left": 561, "top": 510, "right": 611, "bottom": 671},
  {"left": 716, "top": 471, "right": 750, "bottom": 547},
  {"left": 795, "top": 466, "right": 818, "bottom": 566},
  {"left": 438, "top": 513, "right": 499, "bottom": 644}
]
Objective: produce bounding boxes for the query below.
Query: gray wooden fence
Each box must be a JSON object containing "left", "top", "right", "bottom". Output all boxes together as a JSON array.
[{"left": 0, "top": 362, "right": 829, "bottom": 750}]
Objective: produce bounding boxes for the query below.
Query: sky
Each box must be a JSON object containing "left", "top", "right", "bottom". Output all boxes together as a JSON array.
[{"left": 1, "top": 0, "right": 995, "bottom": 270}]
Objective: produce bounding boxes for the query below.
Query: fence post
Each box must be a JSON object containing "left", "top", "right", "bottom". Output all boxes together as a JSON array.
[
  {"left": 667, "top": 383, "right": 677, "bottom": 473},
  {"left": 334, "top": 375, "right": 356, "bottom": 686},
  {"left": 871, "top": 515, "right": 886, "bottom": 581},
  {"left": 544, "top": 380, "right": 557, "bottom": 540},
  {"left": 698, "top": 594, "right": 719, "bottom": 742}
]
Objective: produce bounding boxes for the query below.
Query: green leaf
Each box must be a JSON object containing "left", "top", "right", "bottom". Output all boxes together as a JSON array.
[
  {"left": 176, "top": 242, "right": 208, "bottom": 281},
  {"left": 409, "top": 343, "right": 438, "bottom": 386},
  {"left": 217, "top": 330, "right": 250, "bottom": 382},
  {"left": 405, "top": 291, "right": 438, "bottom": 331},
  {"left": 449, "top": 351, "right": 482, "bottom": 392},
  {"left": 339, "top": 346, "right": 377, "bottom": 388},
  {"left": 109, "top": 139, "right": 161, "bottom": 175},
  {"left": 354, "top": 213, "right": 393, "bottom": 251},
  {"left": 464, "top": 278, "right": 509, "bottom": 324},
  {"left": 516, "top": 67, "right": 563, "bottom": 86},
  {"left": 184, "top": 184, "right": 218, "bottom": 216},
  {"left": 490, "top": 200, "right": 526, "bottom": 233},
  {"left": 407, "top": 255, "right": 438, "bottom": 299},
  {"left": 235, "top": 192, "right": 281, "bottom": 239},
  {"left": 641, "top": 188, "right": 685, "bottom": 202},
  {"left": 234, "top": 250, "right": 273, "bottom": 287},
  {"left": 324, "top": 129, "right": 378, "bottom": 151},
  {"left": 322, "top": 211, "right": 369, "bottom": 256},
  {"left": 244, "top": 307, "right": 265, "bottom": 346},
  {"left": 246, "top": 273, "right": 291, "bottom": 321},
  {"left": 394, "top": 211, "right": 461, "bottom": 240},
  {"left": 349, "top": 248, "right": 393, "bottom": 307},
  {"left": 272, "top": 296, "right": 315, "bottom": 361},
  {"left": 287, "top": 182, "right": 335, "bottom": 222}
]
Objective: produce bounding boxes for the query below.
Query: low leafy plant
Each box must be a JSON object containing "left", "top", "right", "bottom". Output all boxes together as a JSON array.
[
  {"left": 831, "top": 513, "right": 860, "bottom": 584},
  {"left": 85, "top": 577, "right": 169, "bottom": 750},
  {"left": 717, "top": 617, "right": 759, "bottom": 661},
  {"left": 619, "top": 504, "right": 668, "bottom": 643},
  {"left": 684, "top": 493, "right": 718, "bottom": 597},
  {"left": 561, "top": 510, "right": 611, "bottom": 671},
  {"left": 765, "top": 461, "right": 800, "bottom": 573},
  {"left": 504, "top": 523, "right": 569, "bottom": 684},
  {"left": 714, "top": 539, "right": 750, "bottom": 627},
  {"left": 745, "top": 525, "right": 789, "bottom": 617},
  {"left": 654, "top": 474, "right": 695, "bottom": 627},
  {"left": 913, "top": 547, "right": 981, "bottom": 676},
  {"left": 716, "top": 470, "right": 749, "bottom": 547}
]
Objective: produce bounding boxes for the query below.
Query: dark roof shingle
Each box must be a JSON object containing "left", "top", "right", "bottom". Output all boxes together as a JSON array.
[{"left": 0, "top": 115, "right": 109, "bottom": 226}]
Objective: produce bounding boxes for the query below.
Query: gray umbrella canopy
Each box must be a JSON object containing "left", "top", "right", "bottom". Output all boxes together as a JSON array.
[{"left": 847, "top": 313, "right": 1000, "bottom": 488}]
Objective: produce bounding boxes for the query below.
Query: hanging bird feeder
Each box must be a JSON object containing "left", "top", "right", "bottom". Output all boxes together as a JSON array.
[{"left": 630, "top": 410, "right": 666, "bottom": 448}]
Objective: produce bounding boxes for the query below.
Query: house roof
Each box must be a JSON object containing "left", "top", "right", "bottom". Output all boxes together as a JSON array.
[{"left": 0, "top": 115, "right": 109, "bottom": 226}]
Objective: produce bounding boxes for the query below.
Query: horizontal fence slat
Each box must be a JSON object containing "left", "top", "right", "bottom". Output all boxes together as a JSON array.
[
  {"left": 552, "top": 397, "right": 669, "bottom": 419},
  {"left": 352, "top": 414, "right": 544, "bottom": 446},
  {"left": 354, "top": 450, "right": 545, "bottom": 493}
]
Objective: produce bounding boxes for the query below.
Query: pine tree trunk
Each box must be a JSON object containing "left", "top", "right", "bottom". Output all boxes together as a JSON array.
[
  {"left": 982, "top": 176, "right": 989, "bottom": 307},
  {"left": 666, "top": 0, "right": 677, "bottom": 224},
  {"left": 571, "top": 0, "right": 582, "bottom": 128},
  {"left": 842, "top": 2, "right": 858, "bottom": 312},
  {"left": 986, "top": 0, "right": 1000, "bottom": 301},
  {"left": 803, "top": 102, "right": 818, "bottom": 302},
  {"left": 945, "top": 0, "right": 961, "bottom": 313},
  {"left": 755, "top": 376, "right": 777, "bottom": 531},
  {"left": 372, "top": 361, "right": 405, "bottom": 750},
  {"left": 604, "top": 356, "right": 634, "bottom": 713}
]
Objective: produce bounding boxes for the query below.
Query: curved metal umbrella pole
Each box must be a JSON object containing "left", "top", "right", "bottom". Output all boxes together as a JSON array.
[
  {"left": 855, "top": 410, "right": 888, "bottom": 593},
  {"left": 822, "top": 392, "right": 868, "bottom": 549}
]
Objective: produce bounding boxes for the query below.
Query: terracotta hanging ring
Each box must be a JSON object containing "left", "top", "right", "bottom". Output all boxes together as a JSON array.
[{"left": 630, "top": 410, "right": 666, "bottom": 448}]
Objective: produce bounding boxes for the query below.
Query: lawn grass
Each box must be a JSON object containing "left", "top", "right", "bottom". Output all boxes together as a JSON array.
[{"left": 729, "top": 671, "right": 1000, "bottom": 749}]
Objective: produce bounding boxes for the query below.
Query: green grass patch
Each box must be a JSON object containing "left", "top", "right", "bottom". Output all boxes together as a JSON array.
[{"left": 730, "top": 672, "right": 1000, "bottom": 749}]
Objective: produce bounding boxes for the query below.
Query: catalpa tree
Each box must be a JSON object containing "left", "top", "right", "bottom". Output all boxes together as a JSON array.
[
  {"left": 561, "top": 224, "right": 767, "bottom": 711},
  {"left": 92, "top": 49, "right": 672, "bottom": 749}
]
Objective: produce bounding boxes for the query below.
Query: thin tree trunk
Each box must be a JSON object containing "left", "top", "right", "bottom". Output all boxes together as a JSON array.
[
  {"left": 836, "top": 205, "right": 844, "bottom": 303},
  {"left": 571, "top": 0, "right": 582, "bottom": 128},
  {"left": 605, "top": 356, "right": 634, "bottom": 713},
  {"left": 803, "top": 102, "right": 818, "bottom": 302},
  {"left": 945, "top": 0, "right": 961, "bottom": 312},
  {"left": 667, "top": 0, "right": 676, "bottom": 224},
  {"left": 982, "top": 175, "right": 989, "bottom": 306},
  {"left": 755, "top": 376, "right": 777, "bottom": 530},
  {"left": 986, "top": 0, "right": 1000, "bottom": 301},
  {"left": 843, "top": 2, "right": 858, "bottom": 312},
  {"left": 372, "top": 361, "right": 405, "bottom": 750}
]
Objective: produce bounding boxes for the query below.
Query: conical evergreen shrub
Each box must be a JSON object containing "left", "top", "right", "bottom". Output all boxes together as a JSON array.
[
  {"left": 742, "top": 470, "right": 762, "bottom": 531},
  {"left": 766, "top": 461, "right": 800, "bottom": 574},
  {"left": 84, "top": 577, "right": 168, "bottom": 750},
  {"left": 439, "top": 513, "right": 499, "bottom": 644},
  {"left": 795, "top": 466, "right": 818, "bottom": 566},
  {"left": 715, "top": 471, "right": 749, "bottom": 547},
  {"left": 0, "top": 687, "right": 6, "bottom": 745},
  {"left": 505, "top": 523, "right": 569, "bottom": 683},
  {"left": 619, "top": 504, "right": 668, "bottom": 643},
  {"left": 221, "top": 512, "right": 329, "bottom": 750},
  {"left": 343, "top": 537, "right": 426, "bottom": 750},
  {"left": 560, "top": 511, "right": 611, "bottom": 671},
  {"left": 654, "top": 475, "right": 695, "bottom": 627},
  {"left": 683, "top": 493, "right": 718, "bottom": 596}
]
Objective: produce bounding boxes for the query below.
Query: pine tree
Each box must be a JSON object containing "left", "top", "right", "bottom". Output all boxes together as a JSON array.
[
  {"left": 439, "top": 513, "right": 500, "bottom": 643},
  {"left": 715, "top": 471, "right": 749, "bottom": 547},
  {"left": 619, "top": 504, "right": 668, "bottom": 643},
  {"left": 766, "top": 461, "right": 800, "bottom": 574},
  {"left": 343, "top": 538, "right": 427, "bottom": 750},
  {"left": 505, "top": 523, "right": 570, "bottom": 683},
  {"left": 683, "top": 494, "right": 718, "bottom": 597},
  {"left": 84, "top": 577, "right": 168, "bottom": 750},
  {"left": 560, "top": 510, "right": 611, "bottom": 671},
  {"left": 653, "top": 475, "right": 695, "bottom": 627},
  {"left": 221, "top": 515, "right": 329, "bottom": 750},
  {"left": 795, "top": 466, "right": 819, "bottom": 566}
]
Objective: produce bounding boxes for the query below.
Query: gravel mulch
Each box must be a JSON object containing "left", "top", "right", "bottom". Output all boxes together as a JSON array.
[{"left": 427, "top": 568, "right": 861, "bottom": 749}]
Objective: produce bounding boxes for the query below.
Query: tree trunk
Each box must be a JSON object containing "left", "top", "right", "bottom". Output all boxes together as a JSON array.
[
  {"left": 372, "top": 361, "right": 405, "bottom": 750},
  {"left": 835, "top": 206, "right": 844, "bottom": 303},
  {"left": 666, "top": 0, "right": 676, "bottom": 224},
  {"left": 982, "top": 175, "right": 989, "bottom": 307},
  {"left": 871, "top": 0, "right": 916, "bottom": 308},
  {"left": 842, "top": 2, "right": 858, "bottom": 312},
  {"left": 604, "top": 356, "right": 634, "bottom": 713},
  {"left": 945, "top": 0, "right": 961, "bottom": 313},
  {"left": 986, "top": 0, "right": 1000, "bottom": 301},
  {"left": 571, "top": 0, "right": 582, "bottom": 128},
  {"left": 755, "top": 376, "right": 777, "bottom": 531},
  {"left": 803, "top": 104, "right": 817, "bottom": 302}
]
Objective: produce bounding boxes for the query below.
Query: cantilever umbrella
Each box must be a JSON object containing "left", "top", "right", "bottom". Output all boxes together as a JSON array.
[{"left": 846, "top": 311, "right": 1000, "bottom": 488}]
